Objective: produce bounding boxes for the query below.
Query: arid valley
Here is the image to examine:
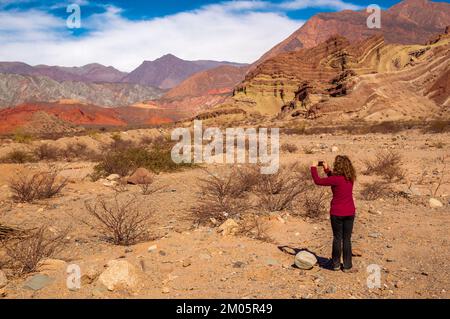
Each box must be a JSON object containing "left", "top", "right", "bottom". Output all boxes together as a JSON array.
[{"left": 0, "top": 0, "right": 448, "bottom": 300}]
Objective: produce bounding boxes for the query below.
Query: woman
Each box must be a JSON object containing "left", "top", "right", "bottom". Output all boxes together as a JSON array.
[{"left": 311, "top": 156, "right": 357, "bottom": 273}]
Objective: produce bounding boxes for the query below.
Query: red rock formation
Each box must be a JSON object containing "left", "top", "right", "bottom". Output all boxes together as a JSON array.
[
  {"left": 0, "top": 102, "right": 183, "bottom": 134},
  {"left": 234, "top": 29, "right": 449, "bottom": 121},
  {"left": 164, "top": 65, "right": 248, "bottom": 100},
  {"left": 254, "top": 0, "right": 450, "bottom": 66}
]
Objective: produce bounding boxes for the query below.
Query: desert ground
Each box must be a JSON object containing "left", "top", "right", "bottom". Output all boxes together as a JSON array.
[{"left": 0, "top": 126, "right": 448, "bottom": 299}]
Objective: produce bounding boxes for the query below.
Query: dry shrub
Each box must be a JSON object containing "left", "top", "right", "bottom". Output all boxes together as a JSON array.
[
  {"left": 9, "top": 167, "right": 68, "bottom": 203},
  {"left": 3, "top": 225, "right": 67, "bottom": 275},
  {"left": 300, "top": 188, "right": 329, "bottom": 219},
  {"left": 281, "top": 143, "right": 298, "bottom": 153},
  {"left": 193, "top": 169, "right": 251, "bottom": 225},
  {"left": 34, "top": 143, "right": 60, "bottom": 161},
  {"left": 0, "top": 224, "right": 23, "bottom": 242},
  {"left": 253, "top": 164, "right": 310, "bottom": 212},
  {"left": 303, "top": 146, "right": 315, "bottom": 154},
  {"left": 235, "top": 165, "right": 261, "bottom": 192},
  {"left": 363, "top": 150, "right": 405, "bottom": 181},
  {"left": 360, "top": 181, "right": 393, "bottom": 200},
  {"left": 84, "top": 194, "right": 152, "bottom": 245},
  {"left": 136, "top": 175, "right": 165, "bottom": 195},
  {"left": 63, "top": 142, "right": 91, "bottom": 160},
  {"left": 0, "top": 150, "right": 36, "bottom": 163},
  {"left": 139, "top": 134, "right": 166, "bottom": 146},
  {"left": 423, "top": 120, "right": 450, "bottom": 133}
]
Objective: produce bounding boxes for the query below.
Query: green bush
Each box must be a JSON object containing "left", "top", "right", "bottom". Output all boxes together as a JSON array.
[
  {"left": 93, "top": 144, "right": 193, "bottom": 178},
  {"left": 1, "top": 150, "right": 36, "bottom": 163}
]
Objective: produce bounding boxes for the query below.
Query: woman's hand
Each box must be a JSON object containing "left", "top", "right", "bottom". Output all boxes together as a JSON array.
[
  {"left": 311, "top": 160, "right": 318, "bottom": 167},
  {"left": 323, "top": 161, "right": 329, "bottom": 170}
]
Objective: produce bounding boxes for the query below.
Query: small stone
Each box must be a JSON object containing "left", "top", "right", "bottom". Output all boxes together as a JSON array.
[
  {"left": 97, "top": 260, "right": 142, "bottom": 292},
  {"left": 159, "top": 250, "right": 167, "bottom": 256},
  {"left": 81, "top": 266, "right": 101, "bottom": 285},
  {"left": 232, "top": 261, "right": 245, "bottom": 268},
  {"left": 294, "top": 251, "right": 317, "bottom": 270},
  {"left": 162, "top": 287, "right": 170, "bottom": 294},
  {"left": 0, "top": 270, "right": 7, "bottom": 289},
  {"left": 218, "top": 219, "right": 239, "bottom": 236},
  {"left": 127, "top": 168, "right": 153, "bottom": 185},
  {"left": 106, "top": 174, "right": 120, "bottom": 181},
  {"left": 124, "top": 248, "right": 133, "bottom": 253},
  {"left": 369, "top": 232, "right": 381, "bottom": 238},
  {"left": 386, "top": 258, "right": 395, "bottom": 262},
  {"left": 147, "top": 245, "right": 157, "bottom": 252},
  {"left": 182, "top": 260, "right": 192, "bottom": 267},
  {"left": 395, "top": 281, "right": 403, "bottom": 288},
  {"left": 23, "top": 274, "right": 54, "bottom": 291},
  {"left": 331, "top": 146, "right": 339, "bottom": 153},
  {"left": 429, "top": 198, "right": 443, "bottom": 208}
]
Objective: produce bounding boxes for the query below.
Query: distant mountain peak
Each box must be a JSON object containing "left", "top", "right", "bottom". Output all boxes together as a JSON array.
[{"left": 253, "top": 0, "right": 450, "bottom": 67}]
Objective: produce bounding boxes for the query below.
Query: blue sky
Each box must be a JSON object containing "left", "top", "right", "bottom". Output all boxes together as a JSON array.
[{"left": 0, "top": 0, "right": 448, "bottom": 71}]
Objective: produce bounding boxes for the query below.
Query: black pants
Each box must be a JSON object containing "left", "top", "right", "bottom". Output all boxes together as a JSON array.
[{"left": 330, "top": 215, "right": 355, "bottom": 270}]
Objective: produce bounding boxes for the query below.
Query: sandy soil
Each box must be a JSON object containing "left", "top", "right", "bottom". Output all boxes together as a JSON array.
[{"left": 0, "top": 128, "right": 448, "bottom": 299}]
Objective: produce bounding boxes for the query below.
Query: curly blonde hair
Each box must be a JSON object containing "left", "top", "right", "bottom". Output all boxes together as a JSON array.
[{"left": 333, "top": 155, "right": 356, "bottom": 182}]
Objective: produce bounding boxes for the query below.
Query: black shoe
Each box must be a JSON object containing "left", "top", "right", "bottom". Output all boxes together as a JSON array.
[{"left": 324, "top": 259, "right": 341, "bottom": 271}]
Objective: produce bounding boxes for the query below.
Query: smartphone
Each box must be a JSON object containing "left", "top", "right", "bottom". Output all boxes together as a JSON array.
[{"left": 318, "top": 161, "right": 324, "bottom": 167}]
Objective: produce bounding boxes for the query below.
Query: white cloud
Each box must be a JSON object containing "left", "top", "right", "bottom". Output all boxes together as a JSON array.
[
  {"left": 279, "top": 0, "right": 363, "bottom": 11},
  {"left": 0, "top": 0, "right": 361, "bottom": 71}
]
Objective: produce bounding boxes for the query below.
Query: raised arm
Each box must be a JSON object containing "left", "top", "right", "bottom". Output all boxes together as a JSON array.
[{"left": 311, "top": 166, "right": 339, "bottom": 186}]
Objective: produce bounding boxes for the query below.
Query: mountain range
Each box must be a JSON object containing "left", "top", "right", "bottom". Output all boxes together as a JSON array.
[
  {"left": 121, "top": 54, "right": 248, "bottom": 89},
  {"left": 254, "top": 0, "right": 450, "bottom": 66},
  {"left": 0, "top": 0, "right": 448, "bottom": 134}
]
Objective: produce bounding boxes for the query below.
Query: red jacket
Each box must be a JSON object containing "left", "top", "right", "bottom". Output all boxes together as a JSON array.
[{"left": 310, "top": 166, "right": 356, "bottom": 216}]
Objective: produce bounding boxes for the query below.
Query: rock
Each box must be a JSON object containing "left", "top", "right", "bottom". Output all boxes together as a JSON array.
[
  {"left": 37, "top": 259, "right": 67, "bottom": 274},
  {"left": 97, "top": 260, "right": 142, "bottom": 292},
  {"left": 147, "top": 244, "right": 157, "bottom": 252},
  {"left": 127, "top": 168, "right": 154, "bottom": 185},
  {"left": 0, "top": 270, "right": 7, "bottom": 289},
  {"left": 106, "top": 174, "right": 120, "bottom": 181},
  {"left": 81, "top": 266, "right": 101, "bottom": 285},
  {"left": 232, "top": 261, "right": 245, "bottom": 268},
  {"left": 429, "top": 198, "right": 443, "bottom": 208},
  {"left": 294, "top": 251, "right": 317, "bottom": 270},
  {"left": 182, "top": 260, "right": 192, "bottom": 267},
  {"left": 159, "top": 250, "right": 167, "bottom": 256},
  {"left": 23, "top": 274, "right": 54, "bottom": 291},
  {"left": 331, "top": 146, "right": 339, "bottom": 153},
  {"left": 280, "top": 246, "right": 296, "bottom": 255},
  {"left": 162, "top": 287, "right": 170, "bottom": 294},
  {"left": 369, "top": 232, "right": 381, "bottom": 238},
  {"left": 218, "top": 219, "right": 239, "bottom": 236}
]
